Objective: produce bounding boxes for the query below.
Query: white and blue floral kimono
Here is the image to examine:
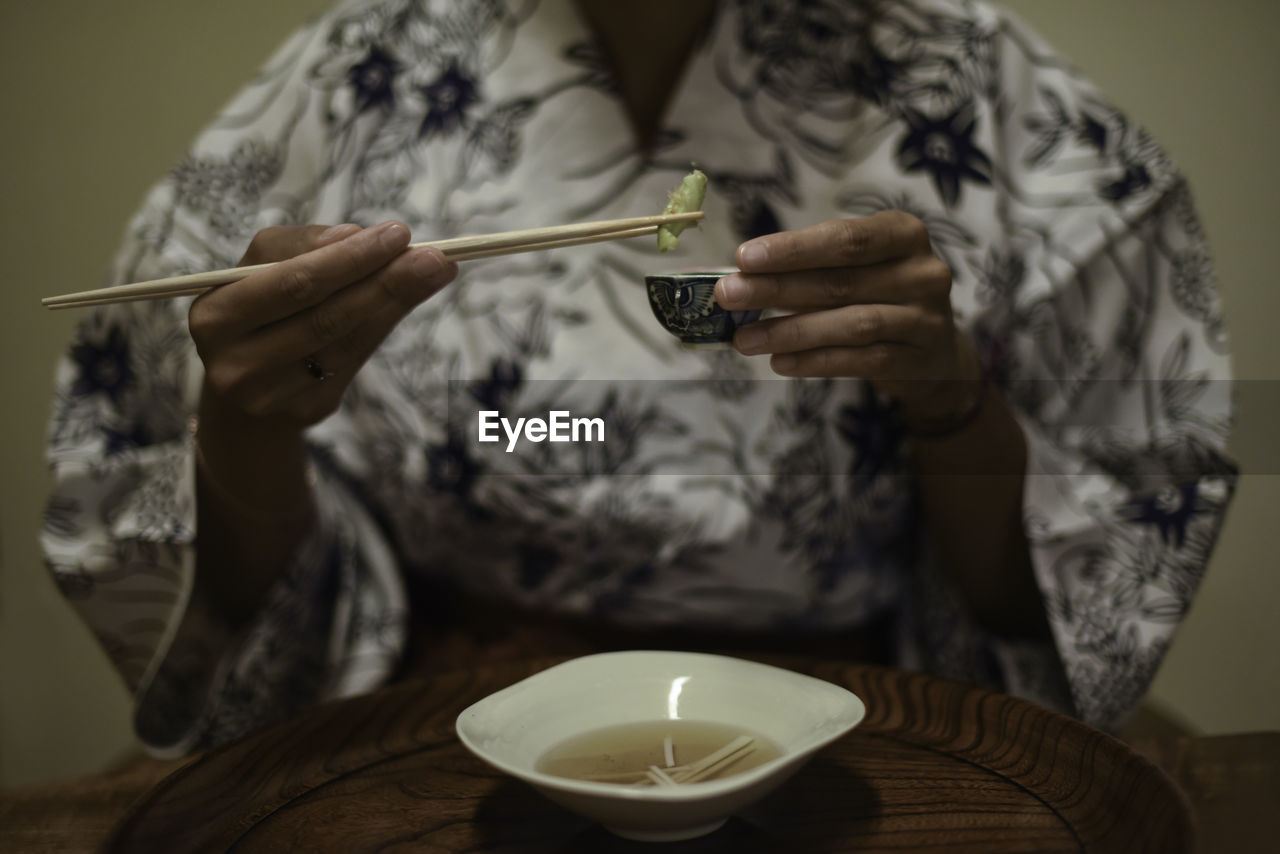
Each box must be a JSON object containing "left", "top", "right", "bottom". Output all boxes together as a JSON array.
[{"left": 43, "top": 0, "right": 1236, "bottom": 753}]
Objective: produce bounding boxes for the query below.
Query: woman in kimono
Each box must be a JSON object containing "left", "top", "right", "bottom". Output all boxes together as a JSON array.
[{"left": 44, "top": 0, "right": 1235, "bottom": 752}]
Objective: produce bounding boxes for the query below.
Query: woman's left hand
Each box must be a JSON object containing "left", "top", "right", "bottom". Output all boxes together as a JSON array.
[{"left": 716, "top": 210, "right": 981, "bottom": 425}]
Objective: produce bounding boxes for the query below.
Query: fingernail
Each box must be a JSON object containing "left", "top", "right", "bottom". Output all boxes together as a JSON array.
[
  {"left": 772, "top": 354, "right": 797, "bottom": 373},
  {"left": 378, "top": 222, "right": 410, "bottom": 251},
  {"left": 738, "top": 241, "right": 768, "bottom": 269},
  {"left": 736, "top": 324, "right": 767, "bottom": 354},
  {"left": 718, "top": 274, "right": 747, "bottom": 307}
]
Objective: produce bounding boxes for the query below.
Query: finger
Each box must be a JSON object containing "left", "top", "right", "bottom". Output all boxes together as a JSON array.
[
  {"left": 199, "top": 220, "right": 413, "bottom": 334},
  {"left": 735, "top": 210, "right": 931, "bottom": 273},
  {"left": 768, "top": 343, "right": 921, "bottom": 380},
  {"left": 716, "top": 255, "right": 950, "bottom": 311},
  {"left": 214, "top": 247, "right": 456, "bottom": 406},
  {"left": 262, "top": 246, "right": 454, "bottom": 357},
  {"left": 272, "top": 273, "right": 447, "bottom": 424},
  {"left": 209, "top": 297, "right": 403, "bottom": 423},
  {"left": 274, "top": 308, "right": 404, "bottom": 422},
  {"left": 238, "top": 223, "right": 362, "bottom": 265},
  {"left": 733, "top": 304, "right": 935, "bottom": 356},
  {"left": 191, "top": 224, "right": 364, "bottom": 353}
]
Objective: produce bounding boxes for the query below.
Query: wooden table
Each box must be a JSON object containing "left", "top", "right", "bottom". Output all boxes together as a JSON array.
[{"left": 2, "top": 658, "right": 1277, "bottom": 853}]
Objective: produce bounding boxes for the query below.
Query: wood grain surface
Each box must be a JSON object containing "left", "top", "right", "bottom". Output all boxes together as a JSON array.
[
  {"left": 0, "top": 755, "right": 193, "bottom": 854},
  {"left": 99, "top": 658, "right": 1192, "bottom": 853}
]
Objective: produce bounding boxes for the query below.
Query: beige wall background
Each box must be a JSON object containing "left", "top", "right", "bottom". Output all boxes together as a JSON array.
[{"left": 1, "top": 1, "right": 1276, "bottom": 787}]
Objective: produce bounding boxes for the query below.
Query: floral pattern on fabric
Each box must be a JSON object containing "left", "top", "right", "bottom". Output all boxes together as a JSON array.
[{"left": 42, "top": 0, "right": 1235, "bottom": 750}]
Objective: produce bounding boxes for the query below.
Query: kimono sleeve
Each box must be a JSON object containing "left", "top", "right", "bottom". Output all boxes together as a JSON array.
[
  {"left": 903, "top": 187, "right": 1236, "bottom": 729},
  {"left": 40, "top": 8, "right": 411, "bottom": 753},
  {"left": 902, "top": 5, "right": 1237, "bottom": 730}
]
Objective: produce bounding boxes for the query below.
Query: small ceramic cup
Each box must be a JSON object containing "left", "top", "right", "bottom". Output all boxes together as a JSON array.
[{"left": 645, "top": 270, "right": 762, "bottom": 349}]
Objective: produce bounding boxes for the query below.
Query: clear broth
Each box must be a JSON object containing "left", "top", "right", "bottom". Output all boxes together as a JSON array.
[{"left": 535, "top": 719, "right": 784, "bottom": 785}]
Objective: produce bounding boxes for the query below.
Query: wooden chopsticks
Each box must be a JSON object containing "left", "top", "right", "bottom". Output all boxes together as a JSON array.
[
  {"left": 611, "top": 735, "right": 757, "bottom": 787},
  {"left": 41, "top": 211, "right": 704, "bottom": 310}
]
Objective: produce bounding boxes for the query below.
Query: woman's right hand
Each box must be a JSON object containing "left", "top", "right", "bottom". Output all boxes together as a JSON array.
[
  {"left": 188, "top": 222, "right": 454, "bottom": 621},
  {"left": 190, "top": 221, "right": 456, "bottom": 429}
]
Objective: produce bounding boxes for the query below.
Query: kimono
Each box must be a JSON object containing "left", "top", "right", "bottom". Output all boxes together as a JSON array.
[{"left": 43, "top": 0, "right": 1235, "bottom": 752}]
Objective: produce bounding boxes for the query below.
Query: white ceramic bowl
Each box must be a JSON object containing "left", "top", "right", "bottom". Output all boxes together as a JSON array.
[{"left": 455, "top": 650, "right": 866, "bottom": 841}]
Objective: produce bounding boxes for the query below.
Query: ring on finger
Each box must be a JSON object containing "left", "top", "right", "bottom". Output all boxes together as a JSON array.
[{"left": 303, "top": 355, "right": 336, "bottom": 381}]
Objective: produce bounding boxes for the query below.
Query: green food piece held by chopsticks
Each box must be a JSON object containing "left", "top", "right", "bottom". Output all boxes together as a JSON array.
[{"left": 657, "top": 168, "right": 708, "bottom": 252}]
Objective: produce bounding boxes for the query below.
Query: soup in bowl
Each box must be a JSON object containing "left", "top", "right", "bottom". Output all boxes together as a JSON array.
[{"left": 455, "top": 650, "right": 866, "bottom": 841}]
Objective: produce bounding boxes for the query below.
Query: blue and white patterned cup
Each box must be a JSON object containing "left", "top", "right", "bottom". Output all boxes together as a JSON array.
[{"left": 645, "top": 270, "right": 763, "bottom": 349}]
